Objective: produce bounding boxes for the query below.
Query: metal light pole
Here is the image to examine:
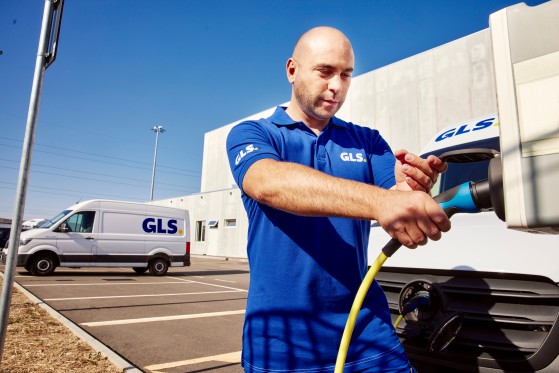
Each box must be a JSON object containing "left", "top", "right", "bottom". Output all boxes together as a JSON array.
[
  {"left": 0, "top": 0, "right": 64, "bottom": 362},
  {"left": 149, "top": 125, "right": 165, "bottom": 201}
]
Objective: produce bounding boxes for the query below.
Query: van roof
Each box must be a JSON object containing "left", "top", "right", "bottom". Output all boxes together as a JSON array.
[{"left": 66, "top": 199, "right": 186, "bottom": 213}]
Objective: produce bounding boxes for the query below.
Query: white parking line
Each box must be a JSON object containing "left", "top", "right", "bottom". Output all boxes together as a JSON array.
[
  {"left": 144, "top": 351, "right": 241, "bottom": 372},
  {"left": 44, "top": 290, "right": 243, "bottom": 301},
  {"left": 23, "top": 277, "right": 248, "bottom": 293},
  {"left": 166, "top": 276, "right": 247, "bottom": 293},
  {"left": 81, "top": 309, "right": 245, "bottom": 327},
  {"left": 213, "top": 278, "right": 237, "bottom": 283},
  {"left": 24, "top": 281, "right": 189, "bottom": 287}
]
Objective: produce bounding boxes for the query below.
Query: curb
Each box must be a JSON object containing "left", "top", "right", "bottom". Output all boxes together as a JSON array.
[{"left": 5, "top": 274, "right": 143, "bottom": 373}]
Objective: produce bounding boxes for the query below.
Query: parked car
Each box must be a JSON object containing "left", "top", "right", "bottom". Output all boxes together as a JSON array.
[{"left": 22, "top": 218, "right": 48, "bottom": 231}]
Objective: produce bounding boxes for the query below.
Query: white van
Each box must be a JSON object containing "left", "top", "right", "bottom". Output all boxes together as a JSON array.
[
  {"left": 370, "top": 115, "right": 559, "bottom": 372},
  {"left": 2, "top": 200, "right": 190, "bottom": 276}
]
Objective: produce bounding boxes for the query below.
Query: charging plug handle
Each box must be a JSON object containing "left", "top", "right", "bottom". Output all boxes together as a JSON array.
[{"left": 383, "top": 180, "right": 490, "bottom": 257}]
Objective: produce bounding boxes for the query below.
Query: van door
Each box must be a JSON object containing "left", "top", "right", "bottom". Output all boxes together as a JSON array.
[
  {"left": 93, "top": 211, "right": 147, "bottom": 267},
  {"left": 55, "top": 211, "right": 96, "bottom": 266}
]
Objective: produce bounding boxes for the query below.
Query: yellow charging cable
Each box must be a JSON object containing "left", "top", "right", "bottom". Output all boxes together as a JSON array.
[
  {"left": 334, "top": 251, "right": 389, "bottom": 373},
  {"left": 334, "top": 183, "right": 471, "bottom": 371},
  {"left": 393, "top": 314, "right": 404, "bottom": 328}
]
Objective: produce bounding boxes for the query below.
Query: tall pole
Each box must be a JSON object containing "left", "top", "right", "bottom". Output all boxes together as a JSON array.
[
  {"left": 150, "top": 125, "right": 165, "bottom": 201},
  {"left": 0, "top": 0, "right": 64, "bottom": 362}
]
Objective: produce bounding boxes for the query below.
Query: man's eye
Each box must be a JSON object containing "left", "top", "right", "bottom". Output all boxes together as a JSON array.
[
  {"left": 318, "top": 69, "right": 332, "bottom": 77},
  {"left": 341, "top": 73, "right": 352, "bottom": 79}
]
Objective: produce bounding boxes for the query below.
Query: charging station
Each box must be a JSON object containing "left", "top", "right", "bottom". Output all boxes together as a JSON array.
[{"left": 490, "top": 0, "right": 559, "bottom": 234}]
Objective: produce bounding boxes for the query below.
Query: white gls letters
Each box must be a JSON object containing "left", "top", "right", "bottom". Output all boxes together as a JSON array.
[
  {"left": 235, "top": 144, "right": 257, "bottom": 165},
  {"left": 340, "top": 152, "right": 365, "bottom": 162}
]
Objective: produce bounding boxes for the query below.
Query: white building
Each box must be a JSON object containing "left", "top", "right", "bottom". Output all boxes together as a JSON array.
[{"left": 151, "top": 29, "right": 497, "bottom": 259}]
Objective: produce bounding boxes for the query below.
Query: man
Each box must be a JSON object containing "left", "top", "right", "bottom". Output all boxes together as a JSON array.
[{"left": 226, "top": 26, "right": 450, "bottom": 373}]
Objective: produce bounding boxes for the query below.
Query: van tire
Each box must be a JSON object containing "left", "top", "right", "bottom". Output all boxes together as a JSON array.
[
  {"left": 133, "top": 267, "right": 148, "bottom": 274},
  {"left": 29, "top": 253, "right": 57, "bottom": 276},
  {"left": 149, "top": 258, "right": 169, "bottom": 276}
]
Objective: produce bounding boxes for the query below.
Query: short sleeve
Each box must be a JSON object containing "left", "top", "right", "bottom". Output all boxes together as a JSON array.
[
  {"left": 369, "top": 135, "right": 396, "bottom": 190},
  {"left": 226, "top": 120, "right": 282, "bottom": 191}
]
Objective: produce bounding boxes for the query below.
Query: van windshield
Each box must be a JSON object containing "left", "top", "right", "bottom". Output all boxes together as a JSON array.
[
  {"left": 41, "top": 210, "right": 72, "bottom": 229},
  {"left": 440, "top": 160, "right": 491, "bottom": 193}
]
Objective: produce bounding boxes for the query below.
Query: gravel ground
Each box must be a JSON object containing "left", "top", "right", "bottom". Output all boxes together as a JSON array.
[{"left": 0, "top": 284, "right": 123, "bottom": 373}]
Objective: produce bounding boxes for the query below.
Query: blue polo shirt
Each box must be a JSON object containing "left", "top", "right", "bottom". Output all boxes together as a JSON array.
[{"left": 226, "top": 107, "right": 408, "bottom": 372}]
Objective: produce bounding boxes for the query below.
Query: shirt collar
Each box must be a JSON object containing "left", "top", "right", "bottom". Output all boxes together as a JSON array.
[{"left": 270, "top": 106, "right": 348, "bottom": 129}]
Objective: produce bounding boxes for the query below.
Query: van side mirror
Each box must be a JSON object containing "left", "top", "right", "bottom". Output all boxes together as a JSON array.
[{"left": 58, "top": 223, "right": 69, "bottom": 233}]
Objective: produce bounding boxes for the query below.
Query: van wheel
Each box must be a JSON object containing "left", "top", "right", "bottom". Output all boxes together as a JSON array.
[
  {"left": 30, "top": 253, "right": 56, "bottom": 276},
  {"left": 149, "top": 258, "right": 169, "bottom": 276},
  {"left": 133, "top": 267, "right": 148, "bottom": 274}
]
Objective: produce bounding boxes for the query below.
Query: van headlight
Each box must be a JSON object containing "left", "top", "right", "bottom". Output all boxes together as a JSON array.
[{"left": 20, "top": 238, "right": 33, "bottom": 246}]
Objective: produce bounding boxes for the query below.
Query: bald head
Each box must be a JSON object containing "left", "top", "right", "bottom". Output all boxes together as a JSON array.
[{"left": 292, "top": 27, "right": 354, "bottom": 66}]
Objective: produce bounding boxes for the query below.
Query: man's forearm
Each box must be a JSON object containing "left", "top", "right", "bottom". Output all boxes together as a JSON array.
[{"left": 242, "top": 158, "right": 389, "bottom": 220}]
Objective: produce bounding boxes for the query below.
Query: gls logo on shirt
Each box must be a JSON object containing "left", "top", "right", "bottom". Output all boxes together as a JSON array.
[
  {"left": 235, "top": 144, "right": 258, "bottom": 165},
  {"left": 340, "top": 152, "right": 367, "bottom": 163}
]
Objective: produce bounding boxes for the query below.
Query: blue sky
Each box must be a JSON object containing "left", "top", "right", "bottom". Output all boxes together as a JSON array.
[{"left": 0, "top": 0, "right": 548, "bottom": 220}]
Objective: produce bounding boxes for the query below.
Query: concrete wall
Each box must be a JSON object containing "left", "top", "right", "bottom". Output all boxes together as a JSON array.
[
  {"left": 155, "top": 29, "right": 498, "bottom": 259},
  {"left": 150, "top": 188, "right": 249, "bottom": 258},
  {"left": 337, "top": 29, "right": 496, "bottom": 152}
]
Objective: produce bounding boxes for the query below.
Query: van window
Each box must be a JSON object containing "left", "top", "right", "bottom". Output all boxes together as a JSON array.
[
  {"left": 440, "top": 159, "right": 491, "bottom": 193},
  {"left": 64, "top": 211, "right": 95, "bottom": 233},
  {"left": 41, "top": 209, "right": 72, "bottom": 229}
]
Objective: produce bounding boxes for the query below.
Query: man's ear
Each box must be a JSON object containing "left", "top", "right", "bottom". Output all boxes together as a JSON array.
[{"left": 286, "top": 58, "right": 296, "bottom": 84}]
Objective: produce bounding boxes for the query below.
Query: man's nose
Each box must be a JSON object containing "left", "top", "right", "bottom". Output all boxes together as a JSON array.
[{"left": 328, "top": 75, "right": 343, "bottom": 93}]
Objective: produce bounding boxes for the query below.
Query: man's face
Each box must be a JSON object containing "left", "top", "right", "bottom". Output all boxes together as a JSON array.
[{"left": 290, "top": 39, "right": 354, "bottom": 122}]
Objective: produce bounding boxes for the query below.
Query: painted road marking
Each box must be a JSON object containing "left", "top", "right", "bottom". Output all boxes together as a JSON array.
[
  {"left": 44, "top": 290, "right": 243, "bottom": 301},
  {"left": 24, "top": 281, "right": 189, "bottom": 287},
  {"left": 166, "top": 276, "right": 247, "bottom": 292},
  {"left": 25, "top": 277, "right": 247, "bottom": 292},
  {"left": 144, "top": 351, "right": 241, "bottom": 372},
  {"left": 213, "top": 278, "right": 237, "bottom": 283},
  {"left": 81, "top": 309, "right": 246, "bottom": 327}
]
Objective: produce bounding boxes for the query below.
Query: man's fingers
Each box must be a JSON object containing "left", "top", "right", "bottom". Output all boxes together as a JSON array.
[
  {"left": 396, "top": 151, "right": 439, "bottom": 188},
  {"left": 427, "top": 154, "right": 448, "bottom": 173},
  {"left": 402, "top": 164, "right": 432, "bottom": 191}
]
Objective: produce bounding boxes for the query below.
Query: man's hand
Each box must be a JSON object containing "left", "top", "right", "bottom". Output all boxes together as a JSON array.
[
  {"left": 393, "top": 149, "right": 448, "bottom": 194},
  {"left": 376, "top": 188, "right": 451, "bottom": 249}
]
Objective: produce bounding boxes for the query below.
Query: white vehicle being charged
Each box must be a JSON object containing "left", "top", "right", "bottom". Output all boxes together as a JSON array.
[
  {"left": 2, "top": 200, "right": 191, "bottom": 276},
  {"left": 369, "top": 115, "right": 559, "bottom": 373}
]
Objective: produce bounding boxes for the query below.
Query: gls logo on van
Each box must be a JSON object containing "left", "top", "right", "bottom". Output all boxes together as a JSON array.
[
  {"left": 340, "top": 152, "right": 366, "bottom": 162},
  {"left": 435, "top": 118, "right": 496, "bottom": 142},
  {"left": 142, "top": 218, "right": 182, "bottom": 234},
  {"left": 235, "top": 144, "right": 258, "bottom": 165}
]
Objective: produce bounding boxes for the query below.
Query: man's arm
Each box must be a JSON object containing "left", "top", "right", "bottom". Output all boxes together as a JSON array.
[{"left": 243, "top": 158, "right": 450, "bottom": 248}]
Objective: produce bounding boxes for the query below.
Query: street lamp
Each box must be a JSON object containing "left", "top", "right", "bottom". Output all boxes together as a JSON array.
[{"left": 150, "top": 125, "right": 165, "bottom": 201}]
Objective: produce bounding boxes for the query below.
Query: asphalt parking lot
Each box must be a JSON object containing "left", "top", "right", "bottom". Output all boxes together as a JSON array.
[{"left": 3, "top": 256, "right": 250, "bottom": 373}]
